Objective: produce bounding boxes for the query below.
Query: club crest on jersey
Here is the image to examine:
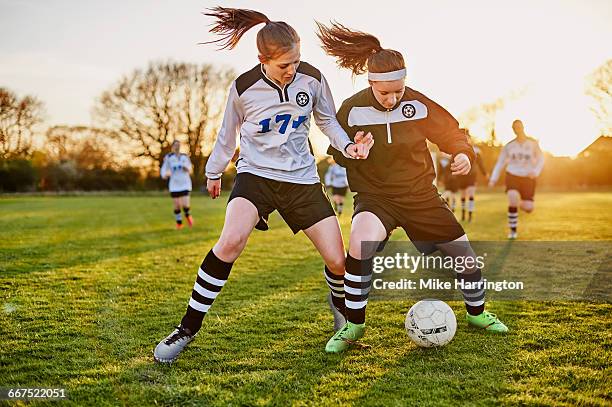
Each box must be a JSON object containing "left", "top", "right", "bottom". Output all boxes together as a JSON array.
[
  {"left": 402, "top": 104, "right": 416, "bottom": 118},
  {"left": 296, "top": 91, "right": 310, "bottom": 107}
]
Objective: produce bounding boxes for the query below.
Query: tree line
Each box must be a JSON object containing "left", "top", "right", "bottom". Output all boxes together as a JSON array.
[{"left": 1, "top": 60, "right": 610, "bottom": 192}]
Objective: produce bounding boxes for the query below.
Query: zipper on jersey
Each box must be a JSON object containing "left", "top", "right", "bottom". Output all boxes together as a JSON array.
[{"left": 386, "top": 110, "right": 392, "bottom": 144}]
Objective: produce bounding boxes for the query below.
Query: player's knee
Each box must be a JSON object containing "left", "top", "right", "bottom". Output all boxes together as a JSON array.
[
  {"left": 216, "top": 234, "right": 248, "bottom": 257},
  {"left": 326, "top": 256, "right": 346, "bottom": 275},
  {"left": 522, "top": 203, "right": 534, "bottom": 213}
]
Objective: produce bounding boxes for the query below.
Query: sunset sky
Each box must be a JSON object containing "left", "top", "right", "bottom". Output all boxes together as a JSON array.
[{"left": 1, "top": 0, "right": 610, "bottom": 156}]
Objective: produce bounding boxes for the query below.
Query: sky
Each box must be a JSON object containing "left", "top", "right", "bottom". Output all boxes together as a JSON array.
[{"left": 1, "top": 0, "right": 611, "bottom": 156}]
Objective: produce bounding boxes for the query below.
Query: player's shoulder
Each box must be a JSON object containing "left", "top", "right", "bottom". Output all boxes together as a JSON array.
[
  {"left": 296, "top": 61, "right": 322, "bottom": 82},
  {"left": 235, "top": 64, "right": 263, "bottom": 96},
  {"left": 341, "top": 87, "right": 372, "bottom": 108},
  {"left": 526, "top": 136, "right": 540, "bottom": 145}
]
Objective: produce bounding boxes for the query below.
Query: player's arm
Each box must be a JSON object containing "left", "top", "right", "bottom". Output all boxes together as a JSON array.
[
  {"left": 326, "top": 101, "right": 368, "bottom": 168},
  {"left": 476, "top": 153, "right": 487, "bottom": 177},
  {"left": 421, "top": 97, "right": 474, "bottom": 175},
  {"left": 324, "top": 166, "right": 333, "bottom": 185},
  {"left": 313, "top": 75, "right": 371, "bottom": 160},
  {"left": 531, "top": 141, "right": 545, "bottom": 178},
  {"left": 160, "top": 155, "right": 170, "bottom": 179},
  {"left": 184, "top": 156, "right": 194, "bottom": 175},
  {"left": 205, "top": 83, "right": 244, "bottom": 198},
  {"left": 489, "top": 145, "right": 508, "bottom": 186}
]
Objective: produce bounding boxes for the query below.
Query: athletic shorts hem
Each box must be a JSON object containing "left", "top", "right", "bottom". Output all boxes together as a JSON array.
[{"left": 170, "top": 190, "right": 190, "bottom": 198}]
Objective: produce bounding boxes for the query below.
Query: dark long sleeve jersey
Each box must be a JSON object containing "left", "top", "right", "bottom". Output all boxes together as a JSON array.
[{"left": 328, "top": 86, "right": 474, "bottom": 201}]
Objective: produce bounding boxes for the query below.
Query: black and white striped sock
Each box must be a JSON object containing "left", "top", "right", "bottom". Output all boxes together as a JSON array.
[
  {"left": 183, "top": 206, "right": 190, "bottom": 217},
  {"left": 324, "top": 266, "right": 345, "bottom": 315},
  {"left": 461, "top": 197, "right": 466, "bottom": 220},
  {"left": 180, "top": 250, "right": 233, "bottom": 334},
  {"left": 457, "top": 268, "right": 485, "bottom": 316},
  {"left": 508, "top": 206, "right": 518, "bottom": 233},
  {"left": 344, "top": 254, "right": 373, "bottom": 325},
  {"left": 174, "top": 209, "right": 182, "bottom": 224},
  {"left": 468, "top": 197, "right": 475, "bottom": 220}
]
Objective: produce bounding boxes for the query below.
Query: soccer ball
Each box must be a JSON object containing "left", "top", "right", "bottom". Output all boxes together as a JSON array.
[{"left": 405, "top": 299, "right": 457, "bottom": 347}]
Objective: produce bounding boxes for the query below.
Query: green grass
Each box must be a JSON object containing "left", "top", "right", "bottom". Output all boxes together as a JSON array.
[{"left": 1, "top": 191, "right": 611, "bottom": 406}]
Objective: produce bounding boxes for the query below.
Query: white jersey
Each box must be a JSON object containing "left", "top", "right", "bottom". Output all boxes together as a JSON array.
[
  {"left": 490, "top": 138, "right": 544, "bottom": 183},
  {"left": 205, "top": 62, "right": 353, "bottom": 184},
  {"left": 161, "top": 153, "right": 193, "bottom": 192},
  {"left": 324, "top": 164, "right": 348, "bottom": 188}
]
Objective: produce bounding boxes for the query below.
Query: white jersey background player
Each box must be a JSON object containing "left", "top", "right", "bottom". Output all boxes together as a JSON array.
[
  {"left": 489, "top": 119, "right": 545, "bottom": 238},
  {"left": 161, "top": 140, "right": 194, "bottom": 229},
  {"left": 324, "top": 160, "right": 349, "bottom": 215}
]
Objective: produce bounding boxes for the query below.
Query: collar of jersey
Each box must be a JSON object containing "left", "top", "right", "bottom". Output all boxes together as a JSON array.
[
  {"left": 260, "top": 64, "right": 297, "bottom": 96},
  {"left": 368, "top": 87, "right": 404, "bottom": 112}
]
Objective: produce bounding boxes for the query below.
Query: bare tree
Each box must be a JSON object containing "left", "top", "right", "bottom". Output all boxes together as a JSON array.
[
  {"left": 93, "top": 61, "right": 234, "bottom": 183},
  {"left": 586, "top": 59, "right": 612, "bottom": 137},
  {"left": 459, "top": 89, "right": 526, "bottom": 145},
  {"left": 0, "top": 87, "right": 45, "bottom": 159},
  {"left": 45, "top": 125, "right": 120, "bottom": 170}
]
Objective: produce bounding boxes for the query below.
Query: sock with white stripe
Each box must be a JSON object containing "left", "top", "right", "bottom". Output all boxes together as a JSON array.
[
  {"left": 437, "top": 240, "right": 485, "bottom": 316},
  {"left": 337, "top": 202, "right": 343, "bottom": 215},
  {"left": 468, "top": 197, "right": 474, "bottom": 221},
  {"left": 457, "top": 267, "right": 485, "bottom": 315},
  {"left": 461, "top": 197, "right": 466, "bottom": 220},
  {"left": 324, "top": 266, "right": 345, "bottom": 315},
  {"left": 183, "top": 206, "right": 190, "bottom": 217},
  {"left": 344, "top": 254, "right": 373, "bottom": 324},
  {"left": 174, "top": 209, "right": 182, "bottom": 225},
  {"left": 508, "top": 206, "right": 518, "bottom": 233},
  {"left": 180, "top": 249, "right": 233, "bottom": 334}
]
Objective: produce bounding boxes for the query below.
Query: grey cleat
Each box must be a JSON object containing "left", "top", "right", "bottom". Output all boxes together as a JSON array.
[
  {"left": 153, "top": 326, "right": 195, "bottom": 364},
  {"left": 327, "top": 293, "right": 347, "bottom": 332}
]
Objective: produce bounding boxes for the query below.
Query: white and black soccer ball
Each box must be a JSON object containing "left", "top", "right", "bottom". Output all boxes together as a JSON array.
[{"left": 405, "top": 299, "right": 457, "bottom": 347}]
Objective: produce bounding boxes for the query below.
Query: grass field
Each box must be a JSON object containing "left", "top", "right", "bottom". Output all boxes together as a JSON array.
[{"left": 1, "top": 191, "right": 611, "bottom": 406}]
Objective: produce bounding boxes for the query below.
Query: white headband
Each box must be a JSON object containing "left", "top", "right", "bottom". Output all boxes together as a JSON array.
[{"left": 367, "top": 68, "right": 406, "bottom": 81}]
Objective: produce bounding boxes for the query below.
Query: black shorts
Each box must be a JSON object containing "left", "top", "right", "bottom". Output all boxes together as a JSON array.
[
  {"left": 353, "top": 190, "right": 465, "bottom": 254},
  {"left": 170, "top": 190, "right": 190, "bottom": 198},
  {"left": 444, "top": 175, "right": 459, "bottom": 192},
  {"left": 505, "top": 172, "right": 536, "bottom": 201},
  {"left": 331, "top": 186, "right": 348, "bottom": 196},
  {"left": 458, "top": 173, "right": 477, "bottom": 189},
  {"left": 229, "top": 172, "right": 336, "bottom": 234}
]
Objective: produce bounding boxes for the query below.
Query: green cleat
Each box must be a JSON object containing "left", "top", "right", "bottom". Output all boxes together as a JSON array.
[
  {"left": 466, "top": 311, "right": 509, "bottom": 333},
  {"left": 325, "top": 321, "right": 366, "bottom": 353}
]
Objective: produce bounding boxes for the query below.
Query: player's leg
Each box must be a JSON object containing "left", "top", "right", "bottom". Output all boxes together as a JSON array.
[
  {"left": 172, "top": 196, "right": 183, "bottom": 229},
  {"left": 325, "top": 211, "right": 388, "bottom": 353},
  {"left": 520, "top": 200, "right": 534, "bottom": 213},
  {"left": 507, "top": 189, "right": 520, "bottom": 239},
  {"left": 519, "top": 177, "right": 536, "bottom": 213},
  {"left": 303, "top": 215, "right": 347, "bottom": 331},
  {"left": 467, "top": 185, "right": 476, "bottom": 222},
  {"left": 460, "top": 188, "right": 467, "bottom": 221},
  {"left": 436, "top": 236, "right": 508, "bottom": 333},
  {"left": 402, "top": 194, "right": 508, "bottom": 333},
  {"left": 334, "top": 194, "right": 345, "bottom": 215},
  {"left": 181, "top": 194, "right": 194, "bottom": 227},
  {"left": 154, "top": 197, "right": 259, "bottom": 363}
]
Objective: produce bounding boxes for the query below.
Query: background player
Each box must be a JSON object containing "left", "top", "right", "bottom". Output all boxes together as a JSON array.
[
  {"left": 324, "top": 158, "right": 349, "bottom": 215},
  {"left": 458, "top": 129, "right": 488, "bottom": 222},
  {"left": 161, "top": 140, "right": 194, "bottom": 229},
  {"left": 489, "top": 119, "right": 545, "bottom": 238}
]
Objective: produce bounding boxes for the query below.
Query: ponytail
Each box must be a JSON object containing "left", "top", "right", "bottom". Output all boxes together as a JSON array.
[{"left": 316, "top": 21, "right": 404, "bottom": 76}]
